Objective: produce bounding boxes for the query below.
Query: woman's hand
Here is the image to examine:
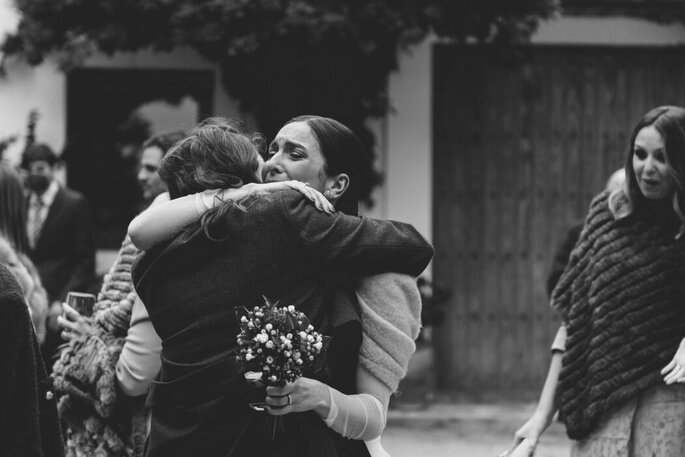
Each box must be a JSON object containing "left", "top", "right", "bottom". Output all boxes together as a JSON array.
[
  {"left": 662, "top": 337, "right": 685, "bottom": 384},
  {"left": 500, "top": 413, "right": 549, "bottom": 457},
  {"left": 282, "top": 181, "right": 334, "bottom": 214},
  {"left": 57, "top": 303, "right": 96, "bottom": 341},
  {"left": 223, "top": 181, "right": 333, "bottom": 214},
  {"left": 264, "top": 377, "right": 331, "bottom": 417}
]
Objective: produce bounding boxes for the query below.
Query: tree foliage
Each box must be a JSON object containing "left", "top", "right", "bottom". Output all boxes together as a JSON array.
[{"left": 1, "top": 0, "right": 559, "bottom": 195}]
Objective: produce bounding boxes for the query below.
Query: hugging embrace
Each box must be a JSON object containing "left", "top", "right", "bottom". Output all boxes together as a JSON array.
[{"left": 128, "top": 116, "right": 434, "bottom": 457}]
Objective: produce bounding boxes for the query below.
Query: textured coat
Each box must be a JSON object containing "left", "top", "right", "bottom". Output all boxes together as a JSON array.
[{"left": 552, "top": 191, "right": 685, "bottom": 440}]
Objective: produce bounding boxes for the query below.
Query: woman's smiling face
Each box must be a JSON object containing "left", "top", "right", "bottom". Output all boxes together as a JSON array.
[
  {"left": 632, "top": 125, "right": 676, "bottom": 200},
  {"left": 264, "top": 122, "right": 328, "bottom": 192}
]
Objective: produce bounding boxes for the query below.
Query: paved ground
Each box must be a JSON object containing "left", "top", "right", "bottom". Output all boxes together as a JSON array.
[{"left": 382, "top": 402, "right": 571, "bottom": 457}]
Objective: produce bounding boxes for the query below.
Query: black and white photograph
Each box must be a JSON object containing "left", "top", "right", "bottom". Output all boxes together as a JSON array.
[{"left": 2, "top": 1, "right": 685, "bottom": 456}]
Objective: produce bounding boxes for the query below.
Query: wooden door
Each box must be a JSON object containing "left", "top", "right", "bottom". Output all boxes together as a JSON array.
[{"left": 433, "top": 45, "right": 685, "bottom": 397}]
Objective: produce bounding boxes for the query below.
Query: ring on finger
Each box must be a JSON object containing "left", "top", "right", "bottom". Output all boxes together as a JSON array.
[{"left": 287, "top": 394, "right": 293, "bottom": 406}]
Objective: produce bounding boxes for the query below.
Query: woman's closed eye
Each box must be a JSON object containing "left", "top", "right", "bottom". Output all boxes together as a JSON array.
[{"left": 634, "top": 148, "right": 647, "bottom": 160}]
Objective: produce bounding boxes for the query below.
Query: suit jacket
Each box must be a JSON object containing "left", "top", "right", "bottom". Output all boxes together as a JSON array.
[
  {"left": 133, "top": 190, "right": 434, "bottom": 457},
  {"left": 29, "top": 186, "right": 95, "bottom": 303},
  {"left": 0, "top": 264, "right": 64, "bottom": 457}
]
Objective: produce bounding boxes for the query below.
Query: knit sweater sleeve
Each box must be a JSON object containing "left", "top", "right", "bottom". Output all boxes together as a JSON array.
[{"left": 356, "top": 273, "right": 422, "bottom": 392}]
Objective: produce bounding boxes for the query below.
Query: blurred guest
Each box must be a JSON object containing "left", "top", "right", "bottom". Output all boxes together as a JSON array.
[
  {"left": 53, "top": 131, "right": 183, "bottom": 457},
  {"left": 21, "top": 143, "right": 95, "bottom": 363},
  {"left": 137, "top": 132, "right": 184, "bottom": 204},
  {"left": 0, "top": 163, "right": 49, "bottom": 343},
  {"left": 506, "top": 106, "right": 685, "bottom": 457},
  {"left": 0, "top": 261, "right": 64, "bottom": 457},
  {"left": 545, "top": 168, "right": 626, "bottom": 297}
]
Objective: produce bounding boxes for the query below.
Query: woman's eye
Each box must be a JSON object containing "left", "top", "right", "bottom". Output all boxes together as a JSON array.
[
  {"left": 634, "top": 149, "right": 647, "bottom": 160},
  {"left": 654, "top": 151, "right": 667, "bottom": 164}
]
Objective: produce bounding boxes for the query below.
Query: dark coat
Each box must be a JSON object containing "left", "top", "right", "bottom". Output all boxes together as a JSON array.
[
  {"left": 133, "top": 190, "right": 434, "bottom": 457},
  {"left": 29, "top": 186, "right": 95, "bottom": 303},
  {"left": 0, "top": 263, "right": 64, "bottom": 457}
]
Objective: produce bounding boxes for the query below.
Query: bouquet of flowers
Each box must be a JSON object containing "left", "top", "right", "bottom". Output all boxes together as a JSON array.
[{"left": 235, "top": 297, "right": 331, "bottom": 387}]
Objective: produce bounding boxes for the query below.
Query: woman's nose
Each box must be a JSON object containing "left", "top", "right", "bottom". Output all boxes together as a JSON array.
[
  {"left": 264, "top": 160, "right": 285, "bottom": 179},
  {"left": 643, "top": 157, "right": 656, "bottom": 174}
]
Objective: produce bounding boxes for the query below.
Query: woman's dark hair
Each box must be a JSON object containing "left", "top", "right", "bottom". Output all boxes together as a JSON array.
[
  {"left": 0, "top": 163, "right": 30, "bottom": 253},
  {"left": 286, "top": 115, "right": 382, "bottom": 216},
  {"left": 609, "top": 106, "right": 685, "bottom": 226},
  {"left": 159, "top": 118, "right": 262, "bottom": 200}
]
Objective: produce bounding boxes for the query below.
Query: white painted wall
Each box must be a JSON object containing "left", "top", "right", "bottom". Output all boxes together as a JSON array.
[{"left": 0, "top": 0, "right": 245, "bottom": 165}]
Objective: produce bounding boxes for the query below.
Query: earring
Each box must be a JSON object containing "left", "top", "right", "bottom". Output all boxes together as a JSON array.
[{"left": 323, "top": 189, "right": 334, "bottom": 200}]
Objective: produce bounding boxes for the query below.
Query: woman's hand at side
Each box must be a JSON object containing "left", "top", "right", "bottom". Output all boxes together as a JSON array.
[
  {"left": 264, "top": 377, "right": 331, "bottom": 417},
  {"left": 501, "top": 413, "right": 549, "bottom": 457},
  {"left": 57, "top": 303, "right": 96, "bottom": 341},
  {"left": 662, "top": 337, "right": 685, "bottom": 384}
]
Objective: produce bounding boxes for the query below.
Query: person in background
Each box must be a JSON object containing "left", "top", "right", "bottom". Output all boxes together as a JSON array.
[
  {"left": 21, "top": 143, "right": 95, "bottom": 364},
  {"left": 0, "top": 261, "right": 64, "bottom": 457},
  {"left": 0, "top": 162, "right": 49, "bottom": 343},
  {"left": 54, "top": 131, "right": 184, "bottom": 457},
  {"left": 506, "top": 106, "right": 685, "bottom": 457}
]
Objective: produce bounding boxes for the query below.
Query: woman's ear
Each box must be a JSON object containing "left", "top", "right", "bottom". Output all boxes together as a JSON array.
[{"left": 326, "top": 173, "right": 350, "bottom": 200}]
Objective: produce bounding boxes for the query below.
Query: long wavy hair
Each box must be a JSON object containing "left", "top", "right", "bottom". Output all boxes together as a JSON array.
[
  {"left": 0, "top": 163, "right": 30, "bottom": 253},
  {"left": 285, "top": 115, "right": 382, "bottom": 216},
  {"left": 609, "top": 106, "right": 685, "bottom": 227},
  {"left": 158, "top": 117, "right": 262, "bottom": 239}
]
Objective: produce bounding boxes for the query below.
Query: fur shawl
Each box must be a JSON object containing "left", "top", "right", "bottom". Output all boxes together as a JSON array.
[{"left": 552, "top": 191, "right": 685, "bottom": 440}]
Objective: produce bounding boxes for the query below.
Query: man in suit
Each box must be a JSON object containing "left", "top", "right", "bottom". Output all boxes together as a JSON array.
[{"left": 22, "top": 143, "right": 95, "bottom": 362}]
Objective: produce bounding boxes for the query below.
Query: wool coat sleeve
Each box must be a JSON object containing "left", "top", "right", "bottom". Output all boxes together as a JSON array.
[
  {"left": 280, "top": 192, "right": 434, "bottom": 277},
  {"left": 0, "top": 264, "right": 64, "bottom": 457}
]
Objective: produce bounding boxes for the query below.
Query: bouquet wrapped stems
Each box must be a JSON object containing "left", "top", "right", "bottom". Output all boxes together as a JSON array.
[{"left": 235, "top": 297, "right": 331, "bottom": 439}]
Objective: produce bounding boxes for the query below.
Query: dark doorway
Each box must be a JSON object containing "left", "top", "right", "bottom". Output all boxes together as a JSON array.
[{"left": 65, "top": 68, "right": 214, "bottom": 248}]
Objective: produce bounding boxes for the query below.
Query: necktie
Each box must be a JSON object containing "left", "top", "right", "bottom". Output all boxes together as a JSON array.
[{"left": 30, "top": 198, "right": 46, "bottom": 249}]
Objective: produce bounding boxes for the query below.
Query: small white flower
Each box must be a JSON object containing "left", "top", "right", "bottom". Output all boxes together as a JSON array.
[
  {"left": 288, "top": 305, "right": 295, "bottom": 312},
  {"left": 266, "top": 340, "right": 274, "bottom": 349},
  {"left": 269, "top": 375, "right": 277, "bottom": 382},
  {"left": 307, "top": 335, "right": 314, "bottom": 342},
  {"left": 248, "top": 322, "right": 254, "bottom": 328},
  {"left": 284, "top": 351, "right": 291, "bottom": 357},
  {"left": 266, "top": 356, "right": 274, "bottom": 364},
  {"left": 314, "top": 342, "right": 323, "bottom": 351},
  {"left": 307, "top": 325, "right": 314, "bottom": 331},
  {"left": 296, "top": 359, "right": 303, "bottom": 365},
  {"left": 241, "top": 316, "right": 248, "bottom": 323},
  {"left": 299, "top": 331, "right": 307, "bottom": 339},
  {"left": 266, "top": 323, "right": 273, "bottom": 331},
  {"left": 286, "top": 333, "right": 293, "bottom": 340},
  {"left": 245, "top": 353, "right": 254, "bottom": 361}
]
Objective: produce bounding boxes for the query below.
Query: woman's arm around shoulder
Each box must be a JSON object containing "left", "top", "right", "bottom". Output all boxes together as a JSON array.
[
  {"left": 280, "top": 191, "right": 434, "bottom": 277},
  {"left": 128, "top": 183, "right": 332, "bottom": 251}
]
